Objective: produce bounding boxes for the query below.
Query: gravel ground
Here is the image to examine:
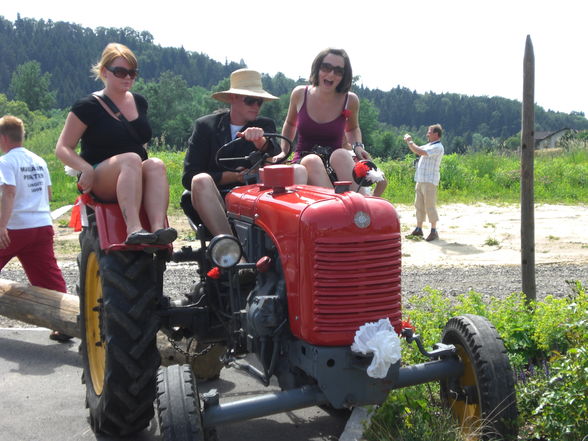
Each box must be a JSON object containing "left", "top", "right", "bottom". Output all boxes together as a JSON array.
[{"left": 2, "top": 259, "right": 586, "bottom": 329}]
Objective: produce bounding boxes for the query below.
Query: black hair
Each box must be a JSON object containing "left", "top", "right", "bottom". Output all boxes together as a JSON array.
[{"left": 309, "top": 48, "right": 353, "bottom": 93}]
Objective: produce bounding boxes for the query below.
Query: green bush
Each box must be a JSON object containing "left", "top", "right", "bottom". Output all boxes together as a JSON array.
[
  {"left": 378, "top": 155, "right": 416, "bottom": 204},
  {"left": 155, "top": 150, "right": 186, "bottom": 211},
  {"left": 402, "top": 287, "right": 452, "bottom": 352},
  {"left": 377, "top": 147, "right": 588, "bottom": 205},
  {"left": 365, "top": 384, "right": 460, "bottom": 441},
  {"left": 439, "top": 155, "right": 472, "bottom": 191},
  {"left": 369, "top": 283, "right": 588, "bottom": 441},
  {"left": 517, "top": 284, "right": 588, "bottom": 440},
  {"left": 517, "top": 345, "right": 588, "bottom": 440},
  {"left": 484, "top": 292, "right": 538, "bottom": 367}
]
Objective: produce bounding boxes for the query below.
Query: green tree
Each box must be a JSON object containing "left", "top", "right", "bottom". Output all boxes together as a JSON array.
[
  {"left": 371, "top": 130, "right": 405, "bottom": 159},
  {"left": 134, "top": 72, "right": 220, "bottom": 149},
  {"left": 135, "top": 72, "right": 192, "bottom": 148},
  {"left": 2, "top": 16, "right": 588, "bottom": 142},
  {"left": 446, "top": 135, "right": 466, "bottom": 154},
  {"left": 358, "top": 98, "right": 380, "bottom": 147},
  {"left": 0, "top": 93, "right": 36, "bottom": 132},
  {"left": 9, "top": 61, "right": 56, "bottom": 111}
]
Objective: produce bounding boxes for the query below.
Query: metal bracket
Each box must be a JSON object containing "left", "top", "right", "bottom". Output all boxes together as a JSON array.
[{"left": 401, "top": 328, "right": 456, "bottom": 359}]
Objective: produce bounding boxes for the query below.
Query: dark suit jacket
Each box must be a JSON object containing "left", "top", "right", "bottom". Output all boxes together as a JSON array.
[{"left": 182, "top": 111, "right": 278, "bottom": 192}]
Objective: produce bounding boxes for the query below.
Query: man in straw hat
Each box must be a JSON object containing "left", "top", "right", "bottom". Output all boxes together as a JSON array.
[{"left": 182, "top": 69, "right": 306, "bottom": 236}]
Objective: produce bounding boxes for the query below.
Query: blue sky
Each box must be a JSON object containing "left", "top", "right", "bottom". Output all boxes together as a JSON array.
[{"left": 3, "top": 0, "right": 587, "bottom": 117}]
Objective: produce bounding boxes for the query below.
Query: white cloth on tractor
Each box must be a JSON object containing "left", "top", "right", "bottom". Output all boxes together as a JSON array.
[{"left": 351, "top": 318, "right": 401, "bottom": 378}]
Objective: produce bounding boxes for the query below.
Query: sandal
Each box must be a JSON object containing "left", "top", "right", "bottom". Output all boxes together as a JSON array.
[
  {"left": 49, "top": 331, "right": 73, "bottom": 342},
  {"left": 153, "top": 227, "right": 178, "bottom": 245},
  {"left": 125, "top": 229, "right": 157, "bottom": 245}
]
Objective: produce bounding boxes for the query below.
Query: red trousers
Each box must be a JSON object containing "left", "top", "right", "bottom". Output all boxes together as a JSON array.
[{"left": 0, "top": 226, "right": 66, "bottom": 293}]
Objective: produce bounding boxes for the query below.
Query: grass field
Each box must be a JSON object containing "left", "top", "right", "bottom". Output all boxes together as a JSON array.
[{"left": 34, "top": 135, "right": 588, "bottom": 211}]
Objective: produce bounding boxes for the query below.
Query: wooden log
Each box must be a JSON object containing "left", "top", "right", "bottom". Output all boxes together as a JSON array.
[
  {"left": 0, "top": 279, "right": 224, "bottom": 377},
  {"left": 0, "top": 278, "right": 80, "bottom": 338}
]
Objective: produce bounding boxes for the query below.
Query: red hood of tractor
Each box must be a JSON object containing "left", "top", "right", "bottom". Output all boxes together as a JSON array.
[{"left": 226, "top": 178, "right": 402, "bottom": 346}]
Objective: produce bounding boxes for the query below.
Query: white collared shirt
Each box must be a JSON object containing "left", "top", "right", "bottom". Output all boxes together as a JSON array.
[{"left": 414, "top": 141, "right": 444, "bottom": 185}]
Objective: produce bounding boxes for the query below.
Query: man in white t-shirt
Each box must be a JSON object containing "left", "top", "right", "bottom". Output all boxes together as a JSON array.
[
  {"left": 404, "top": 124, "right": 445, "bottom": 241},
  {"left": 0, "top": 115, "right": 72, "bottom": 342}
]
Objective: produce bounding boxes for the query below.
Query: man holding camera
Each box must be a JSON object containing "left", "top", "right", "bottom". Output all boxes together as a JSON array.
[{"left": 404, "top": 124, "right": 444, "bottom": 241}]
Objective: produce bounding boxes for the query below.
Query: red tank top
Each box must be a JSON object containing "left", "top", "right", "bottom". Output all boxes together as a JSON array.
[{"left": 295, "top": 87, "right": 349, "bottom": 160}]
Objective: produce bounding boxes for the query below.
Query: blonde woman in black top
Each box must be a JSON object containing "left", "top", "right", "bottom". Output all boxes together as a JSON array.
[{"left": 56, "top": 43, "right": 176, "bottom": 245}]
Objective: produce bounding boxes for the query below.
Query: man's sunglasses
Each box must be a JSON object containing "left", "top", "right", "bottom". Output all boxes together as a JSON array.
[
  {"left": 106, "top": 65, "right": 138, "bottom": 79},
  {"left": 320, "top": 62, "right": 344, "bottom": 77},
  {"left": 243, "top": 96, "right": 264, "bottom": 107}
]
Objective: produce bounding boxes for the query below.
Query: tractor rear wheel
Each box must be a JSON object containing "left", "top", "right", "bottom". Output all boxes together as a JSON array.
[
  {"left": 440, "top": 314, "right": 518, "bottom": 440},
  {"left": 79, "top": 224, "right": 161, "bottom": 436},
  {"left": 156, "top": 364, "right": 207, "bottom": 441}
]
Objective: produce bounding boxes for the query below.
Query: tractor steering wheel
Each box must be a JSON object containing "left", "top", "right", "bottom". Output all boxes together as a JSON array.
[{"left": 215, "top": 133, "right": 293, "bottom": 173}]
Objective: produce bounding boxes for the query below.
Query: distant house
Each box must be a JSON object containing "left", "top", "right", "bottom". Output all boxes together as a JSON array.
[{"left": 535, "top": 128, "right": 573, "bottom": 149}]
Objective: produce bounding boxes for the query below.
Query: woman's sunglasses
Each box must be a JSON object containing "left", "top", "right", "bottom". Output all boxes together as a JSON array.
[
  {"left": 243, "top": 96, "right": 264, "bottom": 107},
  {"left": 320, "top": 62, "right": 344, "bottom": 77},
  {"left": 106, "top": 65, "right": 138, "bottom": 79}
]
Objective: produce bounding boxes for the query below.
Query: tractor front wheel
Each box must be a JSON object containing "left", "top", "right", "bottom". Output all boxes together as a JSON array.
[
  {"left": 440, "top": 314, "right": 518, "bottom": 440},
  {"left": 156, "top": 364, "right": 208, "bottom": 441}
]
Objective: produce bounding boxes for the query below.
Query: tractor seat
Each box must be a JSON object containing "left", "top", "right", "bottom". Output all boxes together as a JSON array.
[{"left": 180, "top": 190, "right": 202, "bottom": 228}]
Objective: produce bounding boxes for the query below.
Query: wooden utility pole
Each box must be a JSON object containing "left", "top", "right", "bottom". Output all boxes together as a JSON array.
[{"left": 521, "top": 35, "right": 536, "bottom": 301}]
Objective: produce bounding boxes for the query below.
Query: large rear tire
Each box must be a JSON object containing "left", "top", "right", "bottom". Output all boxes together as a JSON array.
[
  {"left": 156, "top": 364, "right": 205, "bottom": 441},
  {"left": 79, "top": 224, "right": 161, "bottom": 436},
  {"left": 440, "top": 314, "right": 518, "bottom": 440}
]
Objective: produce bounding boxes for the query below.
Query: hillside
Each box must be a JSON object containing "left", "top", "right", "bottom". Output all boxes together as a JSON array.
[
  {"left": 1, "top": 15, "right": 587, "bottom": 152},
  {"left": 0, "top": 15, "right": 244, "bottom": 108}
]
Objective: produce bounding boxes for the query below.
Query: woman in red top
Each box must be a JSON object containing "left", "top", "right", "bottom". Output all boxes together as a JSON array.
[{"left": 279, "top": 48, "right": 385, "bottom": 196}]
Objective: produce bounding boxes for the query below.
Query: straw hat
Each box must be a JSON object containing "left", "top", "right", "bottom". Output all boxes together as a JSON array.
[{"left": 212, "top": 69, "right": 278, "bottom": 103}]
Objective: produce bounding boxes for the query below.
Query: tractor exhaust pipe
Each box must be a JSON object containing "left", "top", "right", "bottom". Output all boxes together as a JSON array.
[{"left": 201, "top": 385, "right": 328, "bottom": 428}]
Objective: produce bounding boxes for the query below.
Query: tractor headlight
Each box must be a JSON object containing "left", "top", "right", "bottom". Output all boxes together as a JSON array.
[{"left": 208, "top": 235, "right": 243, "bottom": 269}]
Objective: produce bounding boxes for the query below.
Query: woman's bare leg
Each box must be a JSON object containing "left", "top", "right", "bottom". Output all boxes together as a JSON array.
[
  {"left": 93, "top": 153, "right": 143, "bottom": 235},
  {"left": 141, "top": 158, "right": 169, "bottom": 231},
  {"left": 291, "top": 164, "right": 308, "bottom": 184},
  {"left": 300, "top": 154, "right": 332, "bottom": 188},
  {"left": 330, "top": 149, "right": 359, "bottom": 192}
]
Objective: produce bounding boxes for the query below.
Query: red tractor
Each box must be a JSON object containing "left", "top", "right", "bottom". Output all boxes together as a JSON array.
[{"left": 76, "top": 134, "right": 518, "bottom": 440}]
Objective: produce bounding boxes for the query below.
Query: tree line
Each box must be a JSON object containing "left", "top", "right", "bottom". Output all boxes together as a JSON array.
[
  {"left": 1, "top": 15, "right": 587, "bottom": 157},
  {"left": 0, "top": 15, "right": 244, "bottom": 109}
]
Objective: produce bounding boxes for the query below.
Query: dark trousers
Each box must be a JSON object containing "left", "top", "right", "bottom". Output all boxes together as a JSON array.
[{"left": 0, "top": 225, "right": 66, "bottom": 293}]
